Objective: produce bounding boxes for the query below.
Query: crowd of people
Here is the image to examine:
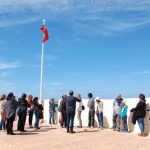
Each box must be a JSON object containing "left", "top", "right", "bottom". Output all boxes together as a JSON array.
[
  {"left": 0, "top": 92, "right": 44, "bottom": 135},
  {"left": 0, "top": 91, "right": 148, "bottom": 137},
  {"left": 58, "top": 91, "right": 148, "bottom": 137}
]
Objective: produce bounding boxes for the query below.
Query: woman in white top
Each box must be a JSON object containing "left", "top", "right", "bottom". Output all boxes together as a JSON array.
[
  {"left": 95, "top": 97, "right": 103, "bottom": 130},
  {"left": 77, "top": 94, "right": 83, "bottom": 128}
]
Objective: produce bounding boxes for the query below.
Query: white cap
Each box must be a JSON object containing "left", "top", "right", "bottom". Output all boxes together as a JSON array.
[{"left": 95, "top": 97, "right": 101, "bottom": 101}]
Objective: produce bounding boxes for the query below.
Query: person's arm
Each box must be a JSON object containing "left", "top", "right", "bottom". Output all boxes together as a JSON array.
[
  {"left": 75, "top": 97, "right": 81, "bottom": 102},
  {"left": 133, "top": 102, "right": 141, "bottom": 111}
]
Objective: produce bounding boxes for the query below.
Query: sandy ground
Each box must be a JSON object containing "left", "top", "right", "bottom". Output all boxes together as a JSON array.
[{"left": 0, "top": 122, "right": 150, "bottom": 150}]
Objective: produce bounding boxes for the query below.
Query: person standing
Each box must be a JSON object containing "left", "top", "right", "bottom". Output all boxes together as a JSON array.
[
  {"left": 113, "top": 94, "right": 123, "bottom": 131},
  {"left": 0, "top": 95, "right": 6, "bottom": 131},
  {"left": 17, "top": 93, "right": 28, "bottom": 132},
  {"left": 58, "top": 95, "right": 67, "bottom": 128},
  {"left": 120, "top": 100, "right": 128, "bottom": 133},
  {"left": 32, "top": 97, "right": 40, "bottom": 129},
  {"left": 5, "top": 93, "right": 16, "bottom": 135},
  {"left": 95, "top": 97, "right": 103, "bottom": 130},
  {"left": 65, "top": 90, "right": 81, "bottom": 133},
  {"left": 131, "top": 94, "right": 146, "bottom": 137},
  {"left": 87, "top": 93, "right": 95, "bottom": 128},
  {"left": 49, "top": 98, "right": 56, "bottom": 125},
  {"left": 77, "top": 94, "right": 83, "bottom": 128},
  {"left": 28, "top": 95, "right": 33, "bottom": 128}
]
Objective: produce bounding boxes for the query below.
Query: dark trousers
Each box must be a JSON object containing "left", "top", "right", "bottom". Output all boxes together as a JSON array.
[
  {"left": 61, "top": 112, "right": 67, "bottom": 128},
  {"left": 6, "top": 117, "right": 14, "bottom": 134},
  {"left": 17, "top": 111, "right": 26, "bottom": 131},
  {"left": 29, "top": 110, "right": 33, "bottom": 126},
  {"left": 88, "top": 111, "right": 95, "bottom": 127},
  {"left": 66, "top": 111, "right": 75, "bottom": 132}
]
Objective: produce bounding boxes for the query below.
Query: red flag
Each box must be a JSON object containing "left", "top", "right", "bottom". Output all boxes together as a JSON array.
[{"left": 41, "top": 25, "right": 49, "bottom": 43}]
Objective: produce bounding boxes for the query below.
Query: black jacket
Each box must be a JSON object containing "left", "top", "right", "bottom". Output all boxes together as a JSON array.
[
  {"left": 131, "top": 100, "right": 146, "bottom": 118},
  {"left": 65, "top": 96, "right": 81, "bottom": 112}
]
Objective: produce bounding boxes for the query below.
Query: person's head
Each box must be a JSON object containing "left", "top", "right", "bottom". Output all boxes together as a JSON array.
[
  {"left": 7, "top": 92, "right": 14, "bottom": 100},
  {"left": 95, "top": 97, "right": 101, "bottom": 103},
  {"left": 28, "top": 95, "right": 33, "bottom": 101},
  {"left": 50, "top": 98, "right": 54, "bottom": 103},
  {"left": 77, "top": 94, "right": 81, "bottom": 99},
  {"left": 33, "top": 97, "right": 38, "bottom": 104},
  {"left": 117, "top": 94, "right": 122, "bottom": 100},
  {"left": 139, "top": 94, "right": 146, "bottom": 101},
  {"left": 0, "top": 94, "right": 6, "bottom": 101},
  {"left": 62, "top": 94, "right": 66, "bottom": 99},
  {"left": 88, "top": 93, "right": 93, "bottom": 98},
  {"left": 69, "top": 90, "right": 74, "bottom": 96},
  {"left": 22, "top": 93, "right": 27, "bottom": 99},
  {"left": 122, "top": 100, "right": 126, "bottom": 106}
]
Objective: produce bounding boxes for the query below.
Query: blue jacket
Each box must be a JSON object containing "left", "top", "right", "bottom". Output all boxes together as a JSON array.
[
  {"left": 49, "top": 103, "right": 55, "bottom": 112},
  {"left": 6, "top": 99, "right": 18, "bottom": 119},
  {"left": 120, "top": 105, "right": 128, "bottom": 118}
]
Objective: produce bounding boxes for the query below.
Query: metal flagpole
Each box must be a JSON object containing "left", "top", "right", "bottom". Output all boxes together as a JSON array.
[{"left": 40, "top": 19, "right": 46, "bottom": 100}]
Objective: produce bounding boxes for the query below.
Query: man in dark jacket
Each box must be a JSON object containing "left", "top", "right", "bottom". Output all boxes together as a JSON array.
[
  {"left": 6, "top": 92, "right": 17, "bottom": 135},
  {"left": 17, "top": 93, "right": 28, "bottom": 132},
  {"left": 65, "top": 91, "right": 81, "bottom": 133},
  {"left": 58, "top": 95, "right": 67, "bottom": 128},
  {"left": 131, "top": 94, "right": 146, "bottom": 137}
]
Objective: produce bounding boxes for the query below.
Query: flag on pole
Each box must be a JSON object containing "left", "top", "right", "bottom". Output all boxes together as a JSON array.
[{"left": 41, "top": 25, "right": 49, "bottom": 43}]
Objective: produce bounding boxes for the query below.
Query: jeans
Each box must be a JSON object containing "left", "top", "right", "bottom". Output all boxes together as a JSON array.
[
  {"left": 137, "top": 118, "right": 144, "bottom": 132},
  {"left": 121, "top": 117, "right": 128, "bottom": 131},
  {"left": 49, "top": 112, "right": 55, "bottom": 124},
  {"left": 97, "top": 112, "right": 103, "bottom": 128},
  {"left": 34, "top": 110, "right": 39, "bottom": 128},
  {"left": 77, "top": 111, "right": 82, "bottom": 127},
  {"left": 88, "top": 111, "right": 95, "bottom": 127},
  {"left": 0, "top": 119, "right": 6, "bottom": 130},
  {"left": 66, "top": 111, "right": 75, "bottom": 132},
  {"left": 113, "top": 113, "right": 120, "bottom": 129}
]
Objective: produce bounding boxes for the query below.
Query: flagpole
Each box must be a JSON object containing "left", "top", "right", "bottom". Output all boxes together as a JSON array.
[{"left": 40, "top": 19, "right": 46, "bottom": 100}]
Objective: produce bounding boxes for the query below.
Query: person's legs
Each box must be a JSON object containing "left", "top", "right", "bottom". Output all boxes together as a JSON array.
[
  {"left": 0, "top": 119, "right": 2, "bottom": 130},
  {"left": 116, "top": 114, "right": 121, "bottom": 130},
  {"left": 113, "top": 113, "right": 117, "bottom": 129},
  {"left": 2, "top": 120, "right": 6, "bottom": 130},
  {"left": 49, "top": 112, "right": 52, "bottom": 124},
  {"left": 137, "top": 118, "right": 144, "bottom": 133},
  {"left": 121, "top": 118, "right": 128, "bottom": 132},
  {"left": 6, "top": 119, "right": 10, "bottom": 134},
  {"left": 29, "top": 111, "right": 33, "bottom": 127},
  {"left": 70, "top": 111, "right": 75, "bottom": 133},
  {"left": 52, "top": 111, "right": 55, "bottom": 124},
  {"left": 77, "top": 111, "right": 82, "bottom": 127},
  {"left": 91, "top": 111, "right": 95, "bottom": 127},
  {"left": 34, "top": 111, "right": 39, "bottom": 129},
  {"left": 66, "top": 111, "right": 71, "bottom": 132},
  {"left": 17, "top": 114, "right": 22, "bottom": 131},
  {"left": 99, "top": 112, "right": 103, "bottom": 129},
  {"left": 88, "top": 111, "right": 91, "bottom": 127}
]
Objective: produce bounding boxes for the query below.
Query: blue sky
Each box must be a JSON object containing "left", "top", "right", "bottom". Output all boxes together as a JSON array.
[{"left": 0, "top": 0, "right": 150, "bottom": 99}]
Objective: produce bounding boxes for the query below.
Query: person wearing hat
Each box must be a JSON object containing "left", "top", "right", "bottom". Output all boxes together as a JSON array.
[
  {"left": 95, "top": 97, "right": 103, "bottom": 130},
  {"left": 120, "top": 100, "right": 128, "bottom": 133}
]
